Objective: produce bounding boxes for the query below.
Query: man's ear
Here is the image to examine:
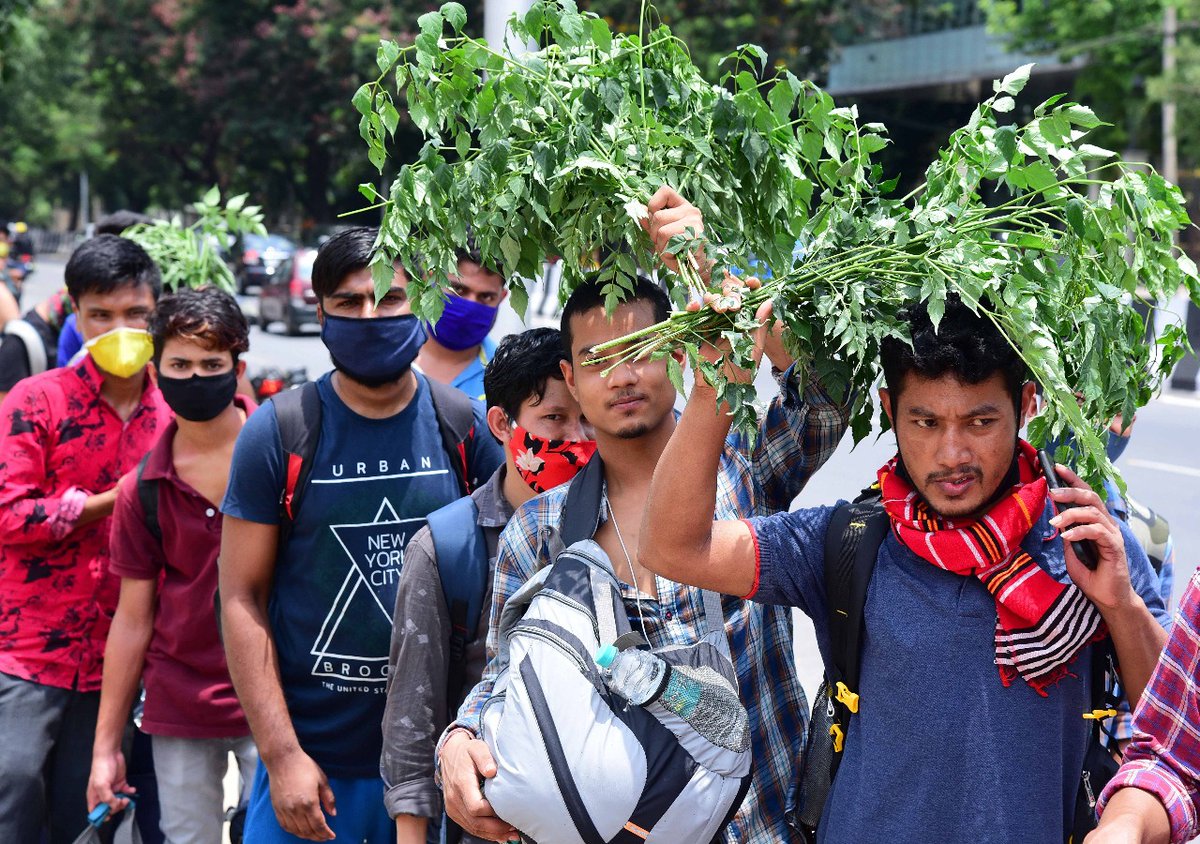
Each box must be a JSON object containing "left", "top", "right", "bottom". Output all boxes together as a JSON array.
[
  {"left": 148, "top": 361, "right": 159, "bottom": 387},
  {"left": 316, "top": 302, "right": 325, "bottom": 326},
  {"left": 1019, "top": 381, "right": 1039, "bottom": 427},
  {"left": 671, "top": 347, "right": 685, "bottom": 368},
  {"left": 236, "top": 359, "right": 247, "bottom": 379},
  {"left": 879, "top": 387, "right": 894, "bottom": 427},
  {"left": 560, "top": 358, "right": 578, "bottom": 400},
  {"left": 486, "top": 405, "right": 513, "bottom": 445}
]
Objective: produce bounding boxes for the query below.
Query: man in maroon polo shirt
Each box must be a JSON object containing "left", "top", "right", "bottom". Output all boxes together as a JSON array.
[
  {"left": 88, "top": 286, "right": 259, "bottom": 844},
  {"left": 0, "top": 235, "right": 169, "bottom": 844}
]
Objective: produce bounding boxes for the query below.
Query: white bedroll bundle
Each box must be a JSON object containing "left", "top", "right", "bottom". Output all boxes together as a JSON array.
[{"left": 480, "top": 539, "right": 752, "bottom": 844}]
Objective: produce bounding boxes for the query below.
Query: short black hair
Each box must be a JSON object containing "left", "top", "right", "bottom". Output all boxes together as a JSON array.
[
  {"left": 94, "top": 210, "right": 152, "bottom": 236},
  {"left": 65, "top": 234, "right": 162, "bottom": 302},
  {"left": 880, "top": 294, "right": 1028, "bottom": 412},
  {"left": 149, "top": 286, "right": 250, "bottom": 364},
  {"left": 312, "top": 226, "right": 377, "bottom": 301},
  {"left": 484, "top": 328, "right": 568, "bottom": 419},
  {"left": 454, "top": 232, "right": 503, "bottom": 280},
  {"left": 560, "top": 273, "right": 670, "bottom": 360}
]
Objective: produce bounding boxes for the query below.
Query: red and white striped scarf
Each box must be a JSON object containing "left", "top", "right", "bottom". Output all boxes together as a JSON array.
[{"left": 878, "top": 440, "right": 1105, "bottom": 696}]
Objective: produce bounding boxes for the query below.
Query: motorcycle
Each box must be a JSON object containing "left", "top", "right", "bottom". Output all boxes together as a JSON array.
[{"left": 251, "top": 366, "right": 308, "bottom": 403}]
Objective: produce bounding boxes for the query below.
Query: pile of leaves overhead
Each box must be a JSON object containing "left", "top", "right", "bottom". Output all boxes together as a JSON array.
[{"left": 355, "top": 0, "right": 1200, "bottom": 490}]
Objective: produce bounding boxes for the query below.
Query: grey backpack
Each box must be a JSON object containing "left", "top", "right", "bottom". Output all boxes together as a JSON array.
[{"left": 480, "top": 539, "right": 753, "bottom": 844}]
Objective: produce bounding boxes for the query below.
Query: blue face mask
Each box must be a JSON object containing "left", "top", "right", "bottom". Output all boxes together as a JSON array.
[
  {"left": 321, "top": 312, "right": 427, "bottom": 387},
  {"left": 426, "top": 294, "right": 498, "bottom": 351}
]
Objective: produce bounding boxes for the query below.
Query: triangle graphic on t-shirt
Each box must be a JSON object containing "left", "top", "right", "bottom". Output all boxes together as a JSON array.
[{"left": 311, "top": 497, "right": 425, "bottom": 684}]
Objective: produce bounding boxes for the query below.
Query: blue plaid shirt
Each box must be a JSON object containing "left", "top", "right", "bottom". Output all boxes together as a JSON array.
[{"left": 452, "top": 367, "right": 849, "bottom": 843}]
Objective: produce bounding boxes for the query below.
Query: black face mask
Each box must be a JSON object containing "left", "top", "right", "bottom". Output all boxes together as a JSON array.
[{"left": 157, "top": 370, "right": 238, "bottom": 422}]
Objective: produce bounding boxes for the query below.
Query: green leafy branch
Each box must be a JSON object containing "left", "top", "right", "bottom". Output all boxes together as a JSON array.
[
  {"left": 123, "top": 186, "right": 266, "bottom": 294},
  {"left": 353, "top": 0, "right": 876, "bottom": 322},
  {"left": 356, "top": 3, "right": 1200, "bottom": 492}
]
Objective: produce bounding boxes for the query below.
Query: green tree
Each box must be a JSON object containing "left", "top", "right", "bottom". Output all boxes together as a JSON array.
[
  {"left": 0, "top": 1, "right": 104, "bottom": 223},
  {"left": 582, "top": 0, "right": 903, "bottom": 82},
  {"left": 982, "top": 0, "right": 1200, "bottom": 168}
]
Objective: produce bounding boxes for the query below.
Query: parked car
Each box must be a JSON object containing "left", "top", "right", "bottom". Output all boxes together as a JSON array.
[
  {"left": 258, "top": 248, "right": 318, "bottom": 335},
  {"left": 234, "top": 233, "right": 295, "bottom": 292}
]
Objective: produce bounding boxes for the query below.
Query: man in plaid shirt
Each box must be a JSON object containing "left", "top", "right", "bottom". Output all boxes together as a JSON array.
[
  {"left": 437, "top": 187, "right": 849, "bottom": 843},
  {"left": 1091, "top": 570, "right": 1200, "bottom": 843}
]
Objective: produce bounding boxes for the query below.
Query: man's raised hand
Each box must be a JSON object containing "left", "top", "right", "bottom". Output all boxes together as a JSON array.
[{"left": 643, "top": 185, "right": 709, "bottom": 280}]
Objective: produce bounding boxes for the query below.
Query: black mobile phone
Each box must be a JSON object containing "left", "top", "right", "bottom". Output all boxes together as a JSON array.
[{"left": 1036, "top": 449, "right": 1099, "bottom": 570}]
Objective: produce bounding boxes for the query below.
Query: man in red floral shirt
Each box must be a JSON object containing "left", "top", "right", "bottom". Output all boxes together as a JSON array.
[{"left": 0, "top": 234, "right": 170, "bottom": 844}]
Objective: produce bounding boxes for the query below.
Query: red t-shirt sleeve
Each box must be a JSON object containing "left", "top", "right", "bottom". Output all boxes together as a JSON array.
[{"left": 108, "top": 471, "right": 166, "bottom": 580}]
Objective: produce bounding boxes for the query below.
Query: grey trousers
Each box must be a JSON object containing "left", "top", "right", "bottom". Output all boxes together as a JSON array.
[
  {"left": 0, "top": 670, "right": 102, "bottom": 844},
  {"left": 150, "top": 734, "right": 258, "bottom": 844}
]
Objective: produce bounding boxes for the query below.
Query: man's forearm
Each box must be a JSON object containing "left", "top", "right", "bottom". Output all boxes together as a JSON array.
[
  {"left": 222, "top": 594, "right": 302, "bottom": 764},
  {"left": 78, "top": 487, "right": 119, "bottom": 528},
  {"left": 640, "top": 381, "right": 730, "bottom": 582},
  {"left": 1106, "top": 595, "right": 1169, "bottom": 710},
  {"left": 93, "top": 614, "right": 152, "bottom": 754},
  {"left": 395, "top": 814, "right": 428, "bottom": 844},
  {"left": 1095, "top": 787, "right": 1172, "bottom": 844}
]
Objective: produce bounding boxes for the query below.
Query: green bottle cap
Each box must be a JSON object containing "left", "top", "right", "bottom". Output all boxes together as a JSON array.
[{"left": 595, "top": 644, "right": 618, "bottom": 668}]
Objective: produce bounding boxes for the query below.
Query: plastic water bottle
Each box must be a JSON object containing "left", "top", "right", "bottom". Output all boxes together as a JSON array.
[
  {"left": 595, "top": 646, "right": 750, "bottom": 751},
  {"left": 596, "top": 645, "right": 669, "bottom": 705}
]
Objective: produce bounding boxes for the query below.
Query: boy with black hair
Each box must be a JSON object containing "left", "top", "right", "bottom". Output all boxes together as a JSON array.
[
  {"left": 416, "top": 242, "right": 507, "bottom": 401},
  {"left": 439, "top": 186, "right": 849, "bottom": 844},
  {"left": 640, "top": 292, "right": 1170, "bottom": 842},
  {"left": 0, "top": 234, "right": 170, "bottom": 843},
  {"left": 88, "top": 286, "right": 258, "bottom": 844},
  {"left": 219, "top": 227, "right": 502, "bottom": 844},
  {"left": 383, "top": 327, "right": 592, "bottom": 844}
]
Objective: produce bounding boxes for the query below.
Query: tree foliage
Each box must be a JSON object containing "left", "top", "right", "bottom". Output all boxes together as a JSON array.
[
  {"left": 0, "top": 0, "right": 477, "bottom": 226},
  {"left": 982, "top": 0, "right": 1200, "bottom": 167}
]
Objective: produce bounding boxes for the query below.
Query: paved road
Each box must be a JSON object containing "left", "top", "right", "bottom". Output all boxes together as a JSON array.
[{"left": 22, "top": 257, "right": 1200, "bottom": 698}]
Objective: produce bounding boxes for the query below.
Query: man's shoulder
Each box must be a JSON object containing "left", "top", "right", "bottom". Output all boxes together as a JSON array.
[{"left": 2, "top": 363, "right": 80, "bottom": 413}]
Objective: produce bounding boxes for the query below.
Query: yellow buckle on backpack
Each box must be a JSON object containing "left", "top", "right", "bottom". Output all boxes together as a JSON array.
[
  {"left": 834, "top": 682, "right": 860, "bottom": 714},
  {"left": 1083, "top": 708, "right": 1118, "bottom": 721},
  {"left": 829, "top": 723, "right": 845, "bottom": 753}
]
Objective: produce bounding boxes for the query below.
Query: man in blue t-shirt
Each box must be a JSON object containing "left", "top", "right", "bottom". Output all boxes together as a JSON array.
[
  {"left": 639, "top": 294, "right": 1170, "bottom": 842},
  {"left": 220, "top": 227, "right": 503, "bottom": 844}
]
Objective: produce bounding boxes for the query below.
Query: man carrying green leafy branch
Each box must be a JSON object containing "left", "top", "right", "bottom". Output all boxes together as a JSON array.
[
  {"left": 638, "top": 291, "right": 1170, "bottom": 842},
  {"left": 438, "top": 189, "right": 850, "bottom": 843}
]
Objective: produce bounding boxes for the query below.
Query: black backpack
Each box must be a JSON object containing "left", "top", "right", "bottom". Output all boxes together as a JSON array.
[
  {"left": 140, "top": 377, "right": 486, "bottom": 642},
  {"left": 135, "top": 377, "right": 483, "bottom": 543},
  {"left": 786, "top": 492, "right": 1119, "bottom": 843}
]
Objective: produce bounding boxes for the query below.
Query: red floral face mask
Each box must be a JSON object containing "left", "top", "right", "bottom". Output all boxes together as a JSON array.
[{"left": 507, "top": 423, "right": 597, "bottom": 494}]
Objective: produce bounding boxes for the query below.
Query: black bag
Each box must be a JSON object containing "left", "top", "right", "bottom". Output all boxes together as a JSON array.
[{"left": 786, "top": 495, "right": 887, "bottom": 841}]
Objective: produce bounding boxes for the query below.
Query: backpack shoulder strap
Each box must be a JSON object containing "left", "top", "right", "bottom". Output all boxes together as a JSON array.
[
  {"left": 427, "top": 495, "right": 488, "bottom": 707},
  {"left": 136, "top": 451, "right": 161, "bottom": 542},
  {"left": 822, "top": 492, "right": 889, "bottom": 769},
  {"left": 270, "top": 382, "right": 322, "bottom": 544},
  {"left": 426, "top": 377, "right": 475, "bottom": 495},
  {"left": 3, "top": 318, "right": 47, "bottom": 375}
]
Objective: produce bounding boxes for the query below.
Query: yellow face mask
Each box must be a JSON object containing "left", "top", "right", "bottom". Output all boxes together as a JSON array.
[{"left": 85, "top": 327, "right": 154, "bottom": 378}]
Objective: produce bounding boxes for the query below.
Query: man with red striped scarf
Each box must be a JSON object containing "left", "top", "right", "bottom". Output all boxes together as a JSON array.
[{"left": 639, "top": 293, "right": 1169, "bottom": 842}]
